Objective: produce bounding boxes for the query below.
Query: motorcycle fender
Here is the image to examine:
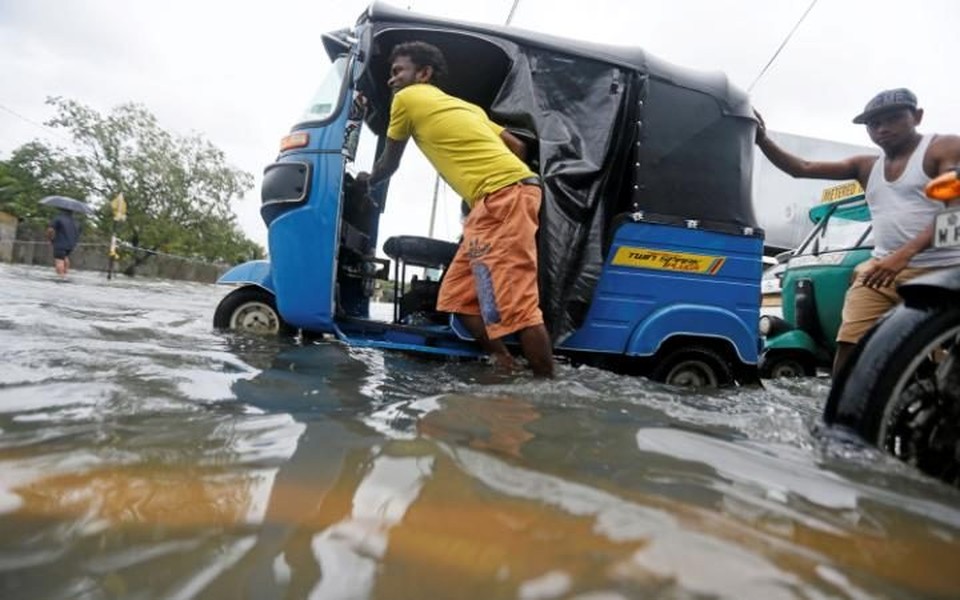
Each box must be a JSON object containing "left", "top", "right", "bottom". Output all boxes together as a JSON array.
[
  {"left": 216, "top": 260, "right": 275, "bottom": 293},
  {"left": 897, "top": 267, "right": 960, "bottom": 307},
  {"left": 626, "top": 304, "right": 757, "bottom": 364}
]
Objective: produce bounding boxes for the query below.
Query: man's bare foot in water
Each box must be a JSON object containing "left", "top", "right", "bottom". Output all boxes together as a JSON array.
[{"left": 489, "top": 351, "right": 517, "bottom": 372}]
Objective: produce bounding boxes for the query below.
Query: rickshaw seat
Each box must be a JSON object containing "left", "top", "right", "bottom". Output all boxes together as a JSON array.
[
  {"left": 382, "top": 235, "right": 459, "bottom": 268},
  {"left": 382, "top": 236, "right": 460, "bottom": 324}
]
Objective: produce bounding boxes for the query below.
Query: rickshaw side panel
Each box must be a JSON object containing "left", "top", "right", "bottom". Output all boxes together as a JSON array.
[
  {"left": 559, "top": 220, "right": 762, "bottom": 364},
  {"left": 625, "top": 305, "right": 758, "bottom": 363},
  {"left": 264, "top": 111, "right": 351, "bottom": 333},
  {"left": 779, "top": 248, "right": 872, "bottom": 348},
  {"left": 762, "top": 328, "right": 821, "bottom": 356}
]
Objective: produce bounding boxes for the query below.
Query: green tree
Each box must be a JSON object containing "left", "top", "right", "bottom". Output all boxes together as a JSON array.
[
  {"left": 0, "top": 142, "right": 88, "bottom": 226},
  {"left": 2, "top": 97, "right": 264, "bottom": 263}
]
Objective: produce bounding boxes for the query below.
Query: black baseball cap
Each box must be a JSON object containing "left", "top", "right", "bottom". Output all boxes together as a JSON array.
[{"left": 852, "top": 88, "right": 918, "bottom": 124}]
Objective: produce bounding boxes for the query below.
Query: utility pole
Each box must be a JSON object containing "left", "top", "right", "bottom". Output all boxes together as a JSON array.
[
  {"left": 424, "top": 0, "right": 522, "bottom": 246},
  {"left": 427, "top": 174, "right": 440, "bottom": 237},
  {"left": 505, "top": 0, "right": 521, "bottom": 25},
  {"left": 107, "top": 193, "right": 127, "bottom": 280}
]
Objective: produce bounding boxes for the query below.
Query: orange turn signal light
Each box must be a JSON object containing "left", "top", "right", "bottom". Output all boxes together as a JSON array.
[
  {"left": 926, "top": 168, "right": 960, "bottom": 202},
  {"left": 279, "top": 132, "right": 309, "bottom": 151}
]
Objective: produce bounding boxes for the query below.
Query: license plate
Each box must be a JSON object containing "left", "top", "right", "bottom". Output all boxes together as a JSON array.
[{"left": 934, "top": 208, "right": 960, "bottom": 248}]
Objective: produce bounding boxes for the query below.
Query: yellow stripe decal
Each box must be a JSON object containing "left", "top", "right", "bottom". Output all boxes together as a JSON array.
[{"left": 611, "top": 246, "right": 727, "bottom": 275}]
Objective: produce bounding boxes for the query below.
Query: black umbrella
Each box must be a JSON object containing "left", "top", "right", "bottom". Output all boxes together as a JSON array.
[{"left": 40, "top": 195, "right": 95, "bottom": 215}]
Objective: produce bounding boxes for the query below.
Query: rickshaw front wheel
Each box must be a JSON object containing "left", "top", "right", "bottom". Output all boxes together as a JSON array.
[
  {"left": 214, "top": 286, "right": 291, "bottom": 335},
  {"left": 760, "top": 352, "right": 816, "bottom": 379}
]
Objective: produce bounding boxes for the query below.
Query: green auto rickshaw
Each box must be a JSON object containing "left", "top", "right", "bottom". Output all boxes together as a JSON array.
[{"left": 759, "top": 187, "right": 873, "bottom": 378}]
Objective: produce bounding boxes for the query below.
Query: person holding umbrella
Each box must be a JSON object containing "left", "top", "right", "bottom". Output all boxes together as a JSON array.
[{"left": 40, "top": 196, "right": 89, "bottom": 278}]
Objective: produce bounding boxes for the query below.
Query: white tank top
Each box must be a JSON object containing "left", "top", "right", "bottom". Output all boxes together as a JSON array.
[{"left": 868, "top": 134, "right": 960, "bottom": 267}]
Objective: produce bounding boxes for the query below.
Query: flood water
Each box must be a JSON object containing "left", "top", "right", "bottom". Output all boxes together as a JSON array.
[{"left": 1, "top": 262, "right": 958, "bottom": 600}]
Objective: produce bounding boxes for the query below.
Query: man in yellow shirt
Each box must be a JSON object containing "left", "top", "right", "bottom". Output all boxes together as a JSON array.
[{"left": 358, "top": 41, "right": 553, "bottom": 377}]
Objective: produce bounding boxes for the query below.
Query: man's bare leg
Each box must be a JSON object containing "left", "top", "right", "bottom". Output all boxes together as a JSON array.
[
  {"left": 518, "top": 324, "right": 554, "bottom": 378},
  {"left": 54, "top": 258, "right": 66, "bottom": 277},
  {"left": 832, "top": 341, "right": 855, "bottom": 377},
  {"left": 457, "top": 313, "right": 515, "bottom": 370}
]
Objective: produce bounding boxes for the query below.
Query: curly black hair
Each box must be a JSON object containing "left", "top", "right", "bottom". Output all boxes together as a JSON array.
[{"left": 389, "top": 41, "right": 448, "bottom": 85}]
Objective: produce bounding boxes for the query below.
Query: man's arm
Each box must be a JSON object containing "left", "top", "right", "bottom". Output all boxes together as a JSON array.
[
  {"left": 860, "top": 224, "right": 935, "bottom": 289},
  {"left": 357, "top": 137, "right": 408, "bottom": 190},
  {"left": 45, "top": 226, "right": 55, "bottom": 242},
  {"left": 755, "top": 110, "right": 873, "bottom": 187},
  {"left": 500, "top": 130, "right": 527, "bottom": 162},
  {"left": 930, "top": 134, "right": 960, "bottom": 179}
]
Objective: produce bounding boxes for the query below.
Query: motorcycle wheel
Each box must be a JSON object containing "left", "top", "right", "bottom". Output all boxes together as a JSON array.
[
  {"left": 829, "top": 304, "right": 960, "bottom": 486},
  {"left": 213, "top": 286, "right": 291, "bottom": 335}
]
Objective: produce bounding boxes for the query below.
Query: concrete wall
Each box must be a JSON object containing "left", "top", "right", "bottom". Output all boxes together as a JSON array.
[
  {"left": 0, "top": 212, "right": 16, "bottom": 263},
  {"left": 7, "top": 240, "right": 230, "bottom": 283}
]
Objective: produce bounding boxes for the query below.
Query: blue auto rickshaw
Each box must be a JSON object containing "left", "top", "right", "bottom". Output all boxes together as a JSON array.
[{"left": 214, "top": 1, "right": 764, "bottom": 386}]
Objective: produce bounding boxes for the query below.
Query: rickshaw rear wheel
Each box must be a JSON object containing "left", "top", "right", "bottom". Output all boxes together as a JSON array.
[
  {"left": 214, "top": 286, "right": 291, "bottom": 335},
  {"left": 651, "top": 346, "right": 733, "bottom": 388}
]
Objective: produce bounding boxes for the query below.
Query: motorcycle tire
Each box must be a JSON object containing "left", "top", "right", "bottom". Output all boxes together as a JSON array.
[{"left": 828, "top": 303, "right": 960, "bottom": 485}]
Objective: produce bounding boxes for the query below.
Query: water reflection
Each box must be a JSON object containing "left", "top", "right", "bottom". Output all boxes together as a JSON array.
[{"left": 213, "top": 346, "right": 960, "bottom": 598}]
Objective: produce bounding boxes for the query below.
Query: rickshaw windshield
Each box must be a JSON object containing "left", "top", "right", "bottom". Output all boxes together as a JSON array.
[
  {"left": 298, "top": 56, "right": 349, "bottom": 125},
  {"left": 799, "top": 215, "right": 873, "bottom": 255},
  {"left": 820, "top": 216, "right": 872, "bottom": 252}
]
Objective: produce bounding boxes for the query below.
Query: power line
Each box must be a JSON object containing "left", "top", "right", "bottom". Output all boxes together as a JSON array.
[
  {"left": 0, "top": 101, "right": 74, "bottom": 146},
  {"left": 0, "top": 103, "right": 47, "bottom": 131},
  {"left": 747, "top": 0, "right": 819, "bottom": 93}
]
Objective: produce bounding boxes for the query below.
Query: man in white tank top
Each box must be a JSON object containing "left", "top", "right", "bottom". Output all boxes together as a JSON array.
[{"left": 755, "top": 88, "right": 960, "bottom": 375}]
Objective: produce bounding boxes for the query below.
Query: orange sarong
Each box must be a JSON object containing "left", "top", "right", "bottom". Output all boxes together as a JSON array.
[{"left": 436, "top": 181, "right": 544, "bottom": 339}]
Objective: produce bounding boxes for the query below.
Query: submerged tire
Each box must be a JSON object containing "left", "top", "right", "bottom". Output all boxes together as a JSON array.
[
  {"left": 759, "top": 352, "right": 816, "bottom": 379},
  {"left": 213, "top": 286, "right": 290, "bottom": 335},
  {"left": 828, "top": 304, "right": 960, "bottom": 486},
  {"left": 651, "top": 346, "right": 733, "bottom": 388}
]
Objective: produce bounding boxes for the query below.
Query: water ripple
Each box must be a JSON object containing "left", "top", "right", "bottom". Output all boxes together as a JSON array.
[{"left": 1, "top": 263, "right": 959, "bottom": 598}]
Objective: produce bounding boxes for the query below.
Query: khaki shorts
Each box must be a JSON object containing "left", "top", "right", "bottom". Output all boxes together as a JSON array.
[
  {"left": 436, "top": 181, "right": 544, "bottom": 340},
  {"left": 836, "top": 260, "right": 936, "bottom": 344}
]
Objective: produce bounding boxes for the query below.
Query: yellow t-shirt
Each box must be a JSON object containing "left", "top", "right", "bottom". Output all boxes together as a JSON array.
[{"left": 386, "top": 84, "right": 534, "bottom": 208}]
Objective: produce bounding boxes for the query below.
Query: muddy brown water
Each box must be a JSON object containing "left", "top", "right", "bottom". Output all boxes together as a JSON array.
[{"left": 0, "top": 263, "right": 958, "bottom": 599}]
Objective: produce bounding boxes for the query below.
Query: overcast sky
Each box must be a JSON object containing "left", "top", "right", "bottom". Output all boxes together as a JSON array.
[{"left": 2, "top": 0, "right": 958, "bottom": 250}]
